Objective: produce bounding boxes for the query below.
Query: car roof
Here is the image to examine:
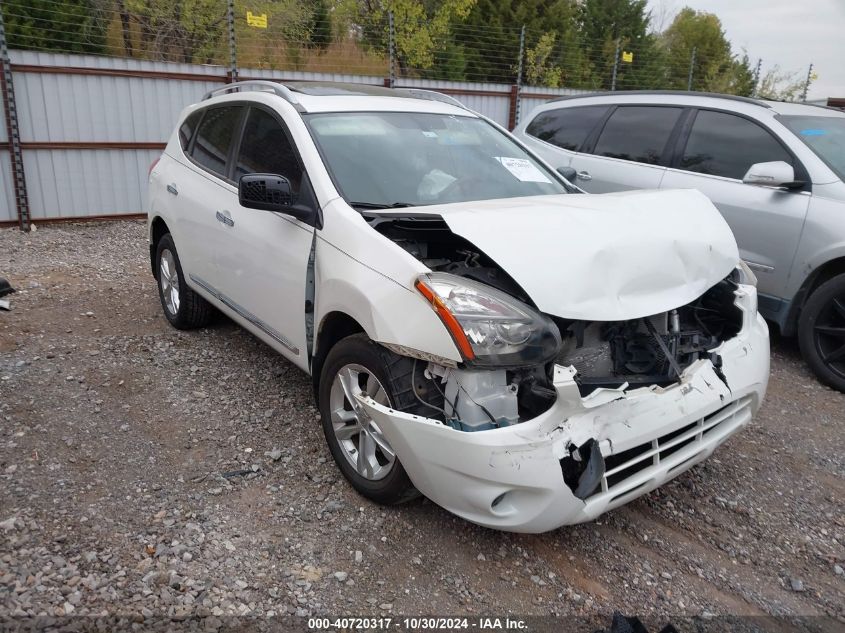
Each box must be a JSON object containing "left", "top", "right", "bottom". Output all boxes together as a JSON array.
[
  {"left": 201, "top": 81, "right": 476, "bottom": 117},
  {"left": 537, "top": 90, "right": 845, "bottom": 119}
]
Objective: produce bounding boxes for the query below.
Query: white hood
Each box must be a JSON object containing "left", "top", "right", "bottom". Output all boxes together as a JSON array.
[{"left": 425, "top": 189, "right": 740, "bottom": 321}]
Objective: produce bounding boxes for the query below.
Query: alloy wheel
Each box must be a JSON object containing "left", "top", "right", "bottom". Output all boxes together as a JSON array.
[
  {"left": 329, "top": 363, "right": 396, "bottom": 481},
  {"left": 159, "top": 249, "right": 181, "bottom": 316},
  {"left": 813, "top": 294, "right": 845, "bottom": 380}
]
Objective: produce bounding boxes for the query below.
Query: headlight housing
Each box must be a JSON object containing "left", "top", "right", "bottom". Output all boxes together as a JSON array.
[
  {"left": 415, "top": 273, "right": 561, "bottom": 368},
  {"left": 734, "top": 260, "right": 758, "bottom": 287}
]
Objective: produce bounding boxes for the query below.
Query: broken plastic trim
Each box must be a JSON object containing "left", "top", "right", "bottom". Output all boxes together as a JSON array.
[
  {"left": 0, "top": 278, "right": 15, "bottom": 298},
  {"left": 560, "top": 438, "right": 605, "bottom": 500}
]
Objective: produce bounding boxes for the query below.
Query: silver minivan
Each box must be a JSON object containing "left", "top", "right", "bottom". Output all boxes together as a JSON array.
[{"left": 515, "top": 91, "right": 845, "bottom": 392}]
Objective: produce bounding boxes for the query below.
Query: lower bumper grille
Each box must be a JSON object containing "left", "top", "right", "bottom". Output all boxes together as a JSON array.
[{"left": 594, "top": 396, "right": 753, "bottom": 500}]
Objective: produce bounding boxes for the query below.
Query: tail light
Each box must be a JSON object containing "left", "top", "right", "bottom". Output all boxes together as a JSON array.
[{"left": 148, "top": 156, "right": 161, "bottom": 179}]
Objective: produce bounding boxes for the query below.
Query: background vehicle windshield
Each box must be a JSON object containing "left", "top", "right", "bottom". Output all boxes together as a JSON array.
[
  {"left": 780, "top": 115, "right": 845, "bottom": 181},
  {"left": 304, "top": 112, "right": 567, "bottom": 207}
]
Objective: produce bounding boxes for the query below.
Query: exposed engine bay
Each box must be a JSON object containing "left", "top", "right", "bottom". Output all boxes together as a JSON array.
[{"left": 369, "top": 214, "right": 744, "bottom": 431}]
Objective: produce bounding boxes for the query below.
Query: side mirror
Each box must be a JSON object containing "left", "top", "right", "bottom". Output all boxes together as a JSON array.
[
  {"left": 238, "top": 173, "right": 314, "bottom": 223},
  {"left": 556, "top": 166, "right": 577, "bottom": 182},
  {"left": 742, "top": 161, "right": 804, "bottom": 190},
  {"left": 239, "top": 173, "right": 293, "bottom": 211}
]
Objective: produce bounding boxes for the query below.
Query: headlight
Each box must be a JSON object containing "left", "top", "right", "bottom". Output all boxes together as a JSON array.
[
  {"left": 734, "top": 260, "right": 758, "bottom": 287},
  {"left": 415, "top": 273, "right": 561, "bottom": 368}
]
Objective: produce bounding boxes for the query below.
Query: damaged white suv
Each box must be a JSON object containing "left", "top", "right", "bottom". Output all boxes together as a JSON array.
[{"left": 148, "top": 81, "right": 769, "bottom": 533}]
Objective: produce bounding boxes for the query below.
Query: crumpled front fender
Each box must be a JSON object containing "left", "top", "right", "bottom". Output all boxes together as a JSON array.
[{"left": 358, "top": 289, "right": 769, "bottom": 533}]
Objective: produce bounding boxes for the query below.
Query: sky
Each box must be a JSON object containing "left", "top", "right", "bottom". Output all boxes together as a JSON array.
[{"left": 646, "top": 0, "right": 845, "bottom": 100}]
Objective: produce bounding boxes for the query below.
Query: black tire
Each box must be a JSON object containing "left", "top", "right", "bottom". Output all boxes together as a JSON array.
[
  {"left": 798, "top": 273, "right": 845, "bottom": 392},
  {"left": 154, "top": 233, "right": 214, "bottom": 330},
  {"left": 318, "top": 333, "right": 443, "bottom": 505}
]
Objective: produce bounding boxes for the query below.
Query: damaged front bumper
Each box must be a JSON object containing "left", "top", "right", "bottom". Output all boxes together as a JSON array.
[{"left": 360, "top": 286, "right": 769, "bottom": 533}]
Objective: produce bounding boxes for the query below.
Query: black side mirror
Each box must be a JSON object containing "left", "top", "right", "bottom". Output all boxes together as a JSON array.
[
  {"left": 239, "top": 173, "right": 293, "bottom": 211},
  {"left": 238, "top": 173, "right": 314, "bottom": 224},
  {"left": 556, "top": 166, "right": 577, "bottom": 182}
]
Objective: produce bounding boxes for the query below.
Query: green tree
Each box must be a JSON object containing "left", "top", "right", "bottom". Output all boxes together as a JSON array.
[
  {"left": 2, "top": 0, "right": 107, "bottom": 54},
  {"left": 307, "top": 0, "right": 332, "bottom": 50},
  {"left": 659, "top": 8, "right": 753, "bottom": 94},
  {"left": 576, "top": 0, "right": 660, "bottom": 90},
  {"left": 337, "top": 0, "right": 475, "bottom": 75},
  {"left": 460, "top": 0, "right": 578, "bottom": 83},
  {"left": 756, "top": 65, "right": 805, "bottom": 101}
]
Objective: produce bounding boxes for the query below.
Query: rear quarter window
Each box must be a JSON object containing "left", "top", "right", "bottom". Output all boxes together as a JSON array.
[
  {"left": 178, "top": 111, "right": 202, "bottom": 151},
  {"left": 189, "top": 106, "right": 244, "bottom": 179},
  {"left": 525, "top": 105, "right": 608, "bottom": 151}
]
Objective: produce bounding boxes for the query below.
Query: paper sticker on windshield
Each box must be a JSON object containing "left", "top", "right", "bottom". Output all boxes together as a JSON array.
[
  {"left": 495, "top": 157, "right": 551, "bottom": 183},
  {"left": 800, "top": 129, "right": 826, "bottom": 136}
]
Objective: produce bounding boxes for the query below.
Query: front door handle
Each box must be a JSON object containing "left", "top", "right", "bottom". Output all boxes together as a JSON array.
[
  {"left": 215, "top": 210, "right": 234, "bottom": 227},
  {"left": 166, "top": 183, "right": 178, "bottom": 195},
  {"left": 576, "top": 171, "right": 592, "bottom": 182}
]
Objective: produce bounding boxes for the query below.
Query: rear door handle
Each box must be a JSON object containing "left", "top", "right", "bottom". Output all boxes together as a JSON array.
[
  {"left": 576, "top": 171, "right": 592, "bottom": 182},
  {"left": 166, "top": 183, "right": 178, "bottom": 195},
  {"left": 215, "top": 210, "right": 234, "bottom": 227}
]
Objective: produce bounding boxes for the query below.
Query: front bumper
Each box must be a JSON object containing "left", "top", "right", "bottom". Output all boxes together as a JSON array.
[{"left": 360, "top": 286, "right": 769, "bottom": 533}]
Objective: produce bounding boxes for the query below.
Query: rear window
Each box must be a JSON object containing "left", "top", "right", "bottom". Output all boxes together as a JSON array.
[
  {"left": 178, "top": 111, "right": 202, "bottom": 151},
  {"left": 190, "top": 106, "right": 244, "bottom": 179},
  {"left": 592, "top": 106, "right": 683, "bottom": 165},
  {"left": 525, "top": 105, "right": 608, "bottom": 151}
]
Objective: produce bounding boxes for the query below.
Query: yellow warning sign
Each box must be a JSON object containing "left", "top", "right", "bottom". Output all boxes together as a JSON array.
[
  {"left": 246, "top": 11, "right": 268, "bottom": 28},
  {"left": 621, "top": 51, "right": 634, "bottom": 63}
]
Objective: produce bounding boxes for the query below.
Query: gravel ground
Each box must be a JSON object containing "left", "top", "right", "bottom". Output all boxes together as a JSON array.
[{"left": 0, "top": 221, "right": 843, "bottom": 629}]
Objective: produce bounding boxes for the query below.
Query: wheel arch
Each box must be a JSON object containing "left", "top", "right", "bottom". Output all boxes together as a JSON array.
[
  {"left": 149, "top": 216, "right": 171, "bottom": 275},
  {"left": 311, "top": 311, "right": 366, "bottom": 401},
  {"left": 785, "top": 255, "right": 845, "bottom": 336}
]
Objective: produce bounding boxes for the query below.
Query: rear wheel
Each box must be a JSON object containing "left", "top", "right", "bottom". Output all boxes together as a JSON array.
[
  {"left": 155, "top": 233, "right": 214, "bottom": 330},
  {"left": 798, "top": 273, "right": 845, "bottom": 392},
  {"left": 318, "top": 334, "right": 442, "bottom": 504}
]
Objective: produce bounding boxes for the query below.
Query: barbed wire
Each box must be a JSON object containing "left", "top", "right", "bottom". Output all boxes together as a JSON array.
[{"left": 0, "top": 0, "right": 804, "bottom": 94}]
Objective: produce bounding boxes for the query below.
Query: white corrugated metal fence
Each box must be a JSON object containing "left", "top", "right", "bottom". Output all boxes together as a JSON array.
[{"left": 0, "top": 50, "right": 587, "bottom": 225}]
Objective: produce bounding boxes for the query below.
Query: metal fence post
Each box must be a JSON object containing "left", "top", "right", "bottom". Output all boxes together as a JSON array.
[
  {"left": 0, "top": 10, "right": 30, "bottom": 230},
  {"left": 610, "top": 40, "right": 620, "bottom": 91},
  {"left": 226, "top": 0, "right": 237, "bottom": 82},
  {"left": 508, "top": 25, "right": 525, "bottom": 130},
  {"left": 687, "top": 47, "right": 697, "bottom": 91},
  {"left": 801, "top": 63, "right": 814, "bottom": 102},
  {"left": 387, "top": 11, "right": 396, "bottom": 88},
  {"left": 751, "top": 58, "right": 762, "bottom": 97}
]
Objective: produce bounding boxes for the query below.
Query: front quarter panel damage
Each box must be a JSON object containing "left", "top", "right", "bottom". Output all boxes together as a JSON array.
[{"left": 357, "top": 291, "right": 769, "bottom": 533}]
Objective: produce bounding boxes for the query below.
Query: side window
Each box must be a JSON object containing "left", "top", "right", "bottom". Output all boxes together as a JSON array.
[
  {"left": 234, "top": 107, "right": 304, "bottom": 193},
  {"left": 681, "top": 110, "right": 792, "bottom": 179},
  {"left": 525, "top": 105, "right": 609, "bottom": 151},
  {"left": 592, "top": 106, "right": 683, "bottom": 165},
  {"left": 178, "top": 111, "right": 202, "bottom": 151},
  {"left": 190, "top": 106, "right": 243, "bottom": 178}
]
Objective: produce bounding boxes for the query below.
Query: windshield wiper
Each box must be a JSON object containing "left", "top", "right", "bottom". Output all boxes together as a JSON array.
[{"left": 349, "top": 201, "right": 414, "bottom": 209}]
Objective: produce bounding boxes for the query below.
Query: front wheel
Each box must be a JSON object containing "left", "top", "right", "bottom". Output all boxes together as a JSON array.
[
  {"left": 318, "top": 334, "right": 442, "bottom": 504},
  {"left": 798, "top": 273, "right": 845, "bottom": 392},
  {"left": 155, "top": 233, "right": 214, "bottom": 330}
]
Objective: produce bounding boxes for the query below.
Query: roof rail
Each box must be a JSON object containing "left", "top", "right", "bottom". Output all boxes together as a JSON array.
[
  {"left": 550, "top": 90, "right": 772, "bottom": 108},
  {"left": 202, "top": 81, "right": 302, "bottom": 110},
  {"left": 395, "top": 88, "right": 469, "bottom": 111}
]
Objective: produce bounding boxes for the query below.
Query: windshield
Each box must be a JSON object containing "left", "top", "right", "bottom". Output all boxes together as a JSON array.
[
  {"left": 779, "top": 114, "right": 845, "bottom": 181},
  {"left": 304, "top": 111, "right": 567, "bottom": 208}
]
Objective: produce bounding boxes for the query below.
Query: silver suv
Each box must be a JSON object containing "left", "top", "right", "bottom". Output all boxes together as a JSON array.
[{"left": 515, "top": 91, "right": 845, "bottom": 392}]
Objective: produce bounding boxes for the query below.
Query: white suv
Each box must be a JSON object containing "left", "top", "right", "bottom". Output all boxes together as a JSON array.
[{"left": 147, "top": 81, "right": 769, "bottom": 533}]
